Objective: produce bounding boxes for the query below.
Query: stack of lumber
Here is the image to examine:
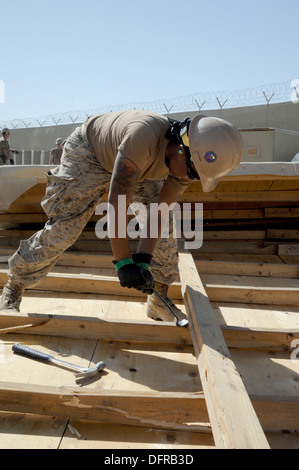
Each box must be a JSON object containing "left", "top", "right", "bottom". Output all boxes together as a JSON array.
[{"left": 0, "top": 164, "right": 298, "bottom": 449}]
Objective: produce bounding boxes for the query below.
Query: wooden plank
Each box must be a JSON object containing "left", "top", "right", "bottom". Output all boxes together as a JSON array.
[
  {"left": 222, "top": 175, "right": 299, "bottom": 182},
  {"left": 279, "top": 256, "right": 299, "bottom": 265},
  {"left": 195, "top": 260, "right": 299, "bottom": 278},
  {"left": 0, "top": 213, "right": 48, "bottom": 224},
  {"left": 8, "top": 204, "right": 44, "bottom": 214},
  {"left": 202, "top": 230, "right": 266, "bottom": 240},
  {"left": 0, "top": 267, "right": 169, "bottom": 298},
  {"left": 200, "top": 273, "right": 299, "bottom": 290},
  {"left": 222, "top": 326, "right": 299, "bottom": 351},
  {"left": 4, "top": 176, "right": 299, "bottom": 214},
  {"left": 0, "top": 249, "right": 288, "bottom": 271},
  {"left": 195, "top": 253, "right": 284, "bottom": 264},
  {"left": 202, "top": 209, "right": 265, "bottom": 220},
  {"left": 0, "top": 313, "right": 192, "bottom": 345},
  {"left": 202, "top": 274, "right": 299, "bottom": 305},
  {"left": 180, "top": 191, "right": 299, "bottom": 204},
  {"left": 183, "top": 179, "right": 272, "bottom": 193},
  {"left": 269, "top": 180, "right": 299, "bottom": 191},
  {"left": 9, "top": 177, "right": 296, "bottom": 210},
  {"left": 207, "top": 285, "right": 299, "bottom": 305},
  {"left": 253, "top": 396, "right": 299, "bottom": 431},
  {"left": 178, "top": 248, "right": 270, "bottom": 449},
  {"left": 0, "top": 413, "right": 68, "bottom": 449},
  {"left": 3, "top": 256, "right": 296, "bottom": 280},
  {"left": 267, "top": 230, "right": 299, "bottom": 240},
  {"left": 59, "top": 420, "right": 215, "bottom": 449},
  {"left": 278, "top": 244, "right": 299, "bottom": 256},
  {"left": 265, "top": 208, "right": 299, "bottom": 218},
  {"left": 0, "top": 382, "right": 297, "bottom": 433},
  {"left": 196, "top": 240, "right": 278, "bottom": 255},
  {"left": 0, "top": 238, "right": 280, "bottom": 256},
  {"left": 213, "top": 302, "right": 299, "bottom": 333},
  {"left": 0, "top": 312, "right": 297, "bottom": 351},
  {"left": 203, "top": 274, "right": 299, "bottom": 305},
  {"left": 206, "top": 285, "right": 299, "bottom": 305},
  {"left": 0, "top": 383, "right": 210, "bottom": 432}
]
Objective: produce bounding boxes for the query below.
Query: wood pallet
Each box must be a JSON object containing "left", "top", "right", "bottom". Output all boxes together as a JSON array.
[{"left": 0, "top": 168, "right": 299, "bottom": 449}]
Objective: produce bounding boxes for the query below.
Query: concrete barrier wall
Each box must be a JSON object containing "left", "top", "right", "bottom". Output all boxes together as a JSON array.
[
  {"left": 9, "top": 123, "right": 77, "bottom": 154},
  {"left": 10, "top": 129, "right": 299, "bottom": 164},
  {"left": 14, "top": 150, "right": 51, "bottom": 165},
  {"left": 5, "top": 101, "right": 299, "bottom": 164}
]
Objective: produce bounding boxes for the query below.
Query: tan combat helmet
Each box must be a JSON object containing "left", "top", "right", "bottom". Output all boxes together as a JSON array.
[{"left": 182, "top": 115, "right": 243, "bottom": 192}]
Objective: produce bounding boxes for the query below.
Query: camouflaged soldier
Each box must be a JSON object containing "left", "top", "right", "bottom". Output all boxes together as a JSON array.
[
  {"left": 49, "top": 138, "right": 63, "bottom": 165},
  {"left": 0, "top": 110, "right": 243, "bottom": 323},
  {"left": 0, "top": 128, "right": 19, "bottom": 165}
]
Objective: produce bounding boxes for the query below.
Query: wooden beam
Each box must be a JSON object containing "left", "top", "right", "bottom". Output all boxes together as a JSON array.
[
  {"left": 0, "top": 239, "right": 280, "bottom": 256},
  {"left": 0, "top": 228, "right": 268, "bottom": 241},
  {"left": 2, "top": 267, "right": 291, "bottom": 308},
  {"left": 0, "top": 213, "right": 47, "bottom": 224},
  {"left": 267, "top": 230, "right": 299, "bottom": 240},
  {"left": 180, "top": 190, "right": 299, "bottom": 204},
  {"left": 0, "top": 382, "right": 210, "bottom": 433},
  {"left": 178, "top": 248, "right": 270, "bottom": 449},
  {"left": 201, "top": 273, "right": 299, "bottom": 305},
  {"left": 0, "top": 313, "right": 191, "bottom": 345},
  {"left": 2, "top": 249, "right": 298, "bottom": 278},
  {"left": 221, "top": 326, "right": 299, "bottom": 351},
  {"left": 0, "top": 248, "right": 114, "bottom": 269},
  {"left": 0, "top": 382, "right": 297, "bottom": 432},
  {"left": 205, "top": 284, "right": 299, "bottom": 305},
  {"left": 278, "top": 244, "right": 299, "bottom": 256},
  {"left": 0, "top": 268, "right": 181, "bottom": 299},
  {"left": 2, "top": 264, "right": 298, "bottom": 303},
  {"left": 195, "top": 260, "right": 299, "bottom": 278},
  {"left": 265, "top": 208, "right": 299, "bottom": 218},
  {"left": 0, "top": 313, "right": 297, "bottom": 351},
  {"left": 196, "top": 240, "right": 278, "bottom": 255},
  {"left": 251, "top": 395, "right": 299, "bottom": 431}
]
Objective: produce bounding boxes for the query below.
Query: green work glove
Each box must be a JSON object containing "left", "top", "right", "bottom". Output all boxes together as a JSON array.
[{"left": 114, "top": 256, "right": 154, "bottom": 294}]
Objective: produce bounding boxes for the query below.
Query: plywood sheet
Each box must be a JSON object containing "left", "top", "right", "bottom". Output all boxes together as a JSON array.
[
  {"left": 60, "top": 420, "right": 215, "bottom": 449},
  {"left": 0, "top": 412, "right": 67, "bottom": 449}
]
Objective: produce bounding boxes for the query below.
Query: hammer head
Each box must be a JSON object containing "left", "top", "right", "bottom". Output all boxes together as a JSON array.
[{"left": 74, "top": 361, "right": 105, "bottom": 384}]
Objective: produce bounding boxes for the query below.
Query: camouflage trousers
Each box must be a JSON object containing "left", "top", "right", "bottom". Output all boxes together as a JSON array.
[{"left": 8, "top": 125, "right": 179, "bottom": 288}]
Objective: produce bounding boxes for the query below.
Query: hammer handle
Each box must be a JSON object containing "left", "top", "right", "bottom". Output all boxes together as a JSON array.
[{"left": 12, "top": 343, "right": 53, "bottom": 363}]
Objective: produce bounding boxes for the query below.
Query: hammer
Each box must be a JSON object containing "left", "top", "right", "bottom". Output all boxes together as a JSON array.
[{"left": 12, "top": 343, "right": 105, "bottom": 384}]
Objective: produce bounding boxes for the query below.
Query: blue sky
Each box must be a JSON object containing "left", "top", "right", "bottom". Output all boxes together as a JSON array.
[{"left": 0, "top": 0, "right": 298, "bottom": 121}]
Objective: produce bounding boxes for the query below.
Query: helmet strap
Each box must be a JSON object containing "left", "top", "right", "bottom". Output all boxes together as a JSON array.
[
  {"left": 184, "top": 145, "right": 200, "bottom": 180},
  {"left": 165, "top": 118, "right": 199, "bottom": 180},
  {"left": 165, "top": 118, "right": 191, "bottom": 144}
]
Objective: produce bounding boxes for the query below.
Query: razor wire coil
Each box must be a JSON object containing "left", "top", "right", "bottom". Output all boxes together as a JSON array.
[{"left": 0, "top": 80, "right": 296, "bottom": 130}]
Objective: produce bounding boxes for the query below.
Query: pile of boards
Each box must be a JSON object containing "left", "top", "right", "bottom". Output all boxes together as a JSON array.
[{"left": 0, "top": 163, "right": 298, "bottom": 449}]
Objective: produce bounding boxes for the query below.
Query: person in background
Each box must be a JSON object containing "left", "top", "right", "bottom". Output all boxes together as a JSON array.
[
  {"left": 49, "top": 138, "right": 63, "bottom": 165},
  {"left": 0, "top": 128, "right": 19, "bottom": 165}
]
